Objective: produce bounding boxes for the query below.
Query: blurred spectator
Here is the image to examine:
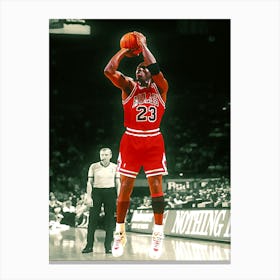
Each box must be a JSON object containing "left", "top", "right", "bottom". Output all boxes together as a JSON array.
[
  {"left": 49, "top": 193, "right": 62, "bottom": 213},
  {"left": 165, "top": 195, "right": 175, "bottom": 209},
  {"left": 137, "top": 196, "right": 152, "bottom": 210},
  {"left": 75, "top": 193, "right": 90, "bottom": 227},
  {"left": 63, "top": 200, "right": 76, "bottom": 213},
  {"left": 61, "top": 200, "right": 76, "bottom": 227},
  {"left": 173, "top": 193, "right": 191, "bottom": 208}
]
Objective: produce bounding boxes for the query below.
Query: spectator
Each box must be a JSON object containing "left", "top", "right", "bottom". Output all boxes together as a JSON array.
[
  {"left": 61, "top": 200, "right": 76, "bottom": 227},
  {"left": 49, "top": 194, "right": 62, "bottom": 213},
  {"left": 137, "top": 196, "right": 152, "bottom": 210}
]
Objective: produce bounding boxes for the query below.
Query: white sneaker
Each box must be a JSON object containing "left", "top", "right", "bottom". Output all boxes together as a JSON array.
[
  {"left": 112, "top": 232, "right": 127, "bottom": 257},
  {"left": 149, "top": 231, "right": 164, "bottom": 259}
]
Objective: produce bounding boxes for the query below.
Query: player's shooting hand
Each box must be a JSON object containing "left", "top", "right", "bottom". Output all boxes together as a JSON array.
[
  {"left": 120, "top": 48, "right": 132, "bottom": 54},
  {"left": 134, "top": 31, "right": 147, "bottom": 48},
  {"left": 121, "top": 47, "right": 140, "bottom": 57},
  {"left": 122, "top": 47, "right": 141, "bottom": 57}
]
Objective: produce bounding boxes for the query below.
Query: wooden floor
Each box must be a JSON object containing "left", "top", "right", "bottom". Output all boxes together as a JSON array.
[{"left": 49, "top": 226, "right": 230, "bottom": 264}]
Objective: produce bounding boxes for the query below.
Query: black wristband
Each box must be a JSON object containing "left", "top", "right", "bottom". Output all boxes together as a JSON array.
[{"left": 147, "top": 63, "right": 160, "bottom": 75}]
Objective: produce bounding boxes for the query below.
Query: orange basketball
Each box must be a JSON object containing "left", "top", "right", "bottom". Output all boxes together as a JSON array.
[{"left": 120, "top": 32, "right": 142, "bottom": 57}]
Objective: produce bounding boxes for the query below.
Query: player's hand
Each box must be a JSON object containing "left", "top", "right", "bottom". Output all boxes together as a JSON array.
[
  {"left": 133, "top": 31, "right": 147, "bottom": 48},
  {"left": 122, "top": 47, "right": 140, "bottom": 57},
  {"left": 121, "top": 48, "right": 139, "bottom": 57},
  {"left": 120, "top": 48, "right": 132, "bottom": 55}
]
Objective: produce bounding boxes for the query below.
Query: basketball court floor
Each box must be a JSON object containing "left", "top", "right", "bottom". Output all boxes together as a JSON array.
[{"left": 49, "top": 226, "right": 230, "bottom": 263}]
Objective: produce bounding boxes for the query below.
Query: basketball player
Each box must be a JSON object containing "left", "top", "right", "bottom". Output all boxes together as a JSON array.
[
  {"left": 82, "top": 148, "right": 120, "bottom": 254},
  {"left": 104, "top": 31, "right": 168, "bottom": 259}
]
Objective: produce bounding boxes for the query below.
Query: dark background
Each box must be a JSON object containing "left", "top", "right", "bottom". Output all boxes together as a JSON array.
[{"left": 50, "top": 19, "right": 230, "bottom": 193}]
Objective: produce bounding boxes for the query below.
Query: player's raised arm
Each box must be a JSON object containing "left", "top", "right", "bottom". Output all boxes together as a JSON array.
[
  {"left": 134, "top": 31, "right": 169, "bottom": 101},
  {"left": 104, "top": 48, "right": 134, "bottom": 92}
]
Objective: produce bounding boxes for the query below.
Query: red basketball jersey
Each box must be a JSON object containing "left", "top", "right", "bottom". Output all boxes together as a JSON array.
[{"left": 122, "top": 82, "right": 166, "bottom": 130}]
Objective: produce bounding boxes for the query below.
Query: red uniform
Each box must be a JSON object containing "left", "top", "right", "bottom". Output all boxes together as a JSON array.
[{"left": 117, "top": 82, "right": 168, "bottom": 178}]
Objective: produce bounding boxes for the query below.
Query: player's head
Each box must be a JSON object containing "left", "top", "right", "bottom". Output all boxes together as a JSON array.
[
  {"left": 99, "top": 147, "right": 112, "bottom": 165},
  {"left": 136, "top": 62, "right": 152, "bottom": 85}
]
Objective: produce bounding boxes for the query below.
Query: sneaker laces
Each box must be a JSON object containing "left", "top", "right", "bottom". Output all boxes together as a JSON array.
[
  {"left": 152, "top": 232, "right": 163, "bottom": 251},
  {"left": 113, "top": 233, "right": 122, "bottom": 249}
]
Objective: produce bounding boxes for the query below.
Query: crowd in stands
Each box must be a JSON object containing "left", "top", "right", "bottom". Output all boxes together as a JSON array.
[
  {"left": 129, "top": 177, "right": 230, "bottom": 211},
  {"left": 164, "top": 177, "right": 230, "bottom": 209},
  {"left": 49, "top": 190, "right": 90, "bottom": 229},
  {"left": 49, "top": 177, "right": 230, "bottom": 230}
]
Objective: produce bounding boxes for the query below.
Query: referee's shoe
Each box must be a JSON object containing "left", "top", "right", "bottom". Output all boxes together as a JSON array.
[{"left": 82, "top": 246, "right": 93, "bottom": 253}]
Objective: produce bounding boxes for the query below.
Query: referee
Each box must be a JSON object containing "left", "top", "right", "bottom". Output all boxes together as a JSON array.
[{"left": 82, "top": 147, "right": 120, "bottom": 254}]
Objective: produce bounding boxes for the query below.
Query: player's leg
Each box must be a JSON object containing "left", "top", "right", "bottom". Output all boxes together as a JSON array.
[
  {"left": 116, "top": 175, "right": 135, "bottom": 223},
  {"left": 148, "top": 175, "right": 165, "bottom": 225},
  {"left": 112, "top": 175, "right": 135, "bottom": 257},
  {"left": 143, "top": 134, "right": 167, "bottom": 258},
  {"left": 113, "top": 133, "right": 141, "bottom": 256},
  {"left": 144, "top": 135, "right": 167, "bottom": 228}
]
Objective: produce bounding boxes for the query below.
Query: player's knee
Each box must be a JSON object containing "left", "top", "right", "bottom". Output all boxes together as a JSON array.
[
  {"left": 119, "top": 177, "right": 134, "bottom": 199},
  {"left": 152, "top": 178, "right": 161, "bottom": 189},
  {"left": 148, "top": 175, "right": 162, "bottom": 193}
]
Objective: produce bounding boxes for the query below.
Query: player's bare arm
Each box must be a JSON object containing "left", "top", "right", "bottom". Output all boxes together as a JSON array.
[
  {"left": 104, "top": 48, "right": 136, "bottom": 98},
  {"left": 134, "top": 31, "right": 168, "bottom": 102}
]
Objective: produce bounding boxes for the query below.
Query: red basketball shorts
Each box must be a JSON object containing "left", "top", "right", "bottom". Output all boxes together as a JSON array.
[{"left": 117, "top": 128, "right": 168, "bottom": 178}]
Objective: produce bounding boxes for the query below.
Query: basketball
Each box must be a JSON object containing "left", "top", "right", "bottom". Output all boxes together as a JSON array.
[{"left": 120, "top": 32, "right": 142, "bottom": 57}]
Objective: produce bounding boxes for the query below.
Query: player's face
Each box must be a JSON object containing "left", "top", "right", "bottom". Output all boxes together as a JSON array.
[
  {"left": 100, "top": 150, "right": 112, "bottom": 165},
  {"left": 136, "top": 67, "right": 151, "bottom": 82}
]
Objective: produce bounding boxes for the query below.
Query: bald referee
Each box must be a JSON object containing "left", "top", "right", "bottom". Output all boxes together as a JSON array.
[{"left": 82, "top": 148, "right": 120, "bottom": 254}]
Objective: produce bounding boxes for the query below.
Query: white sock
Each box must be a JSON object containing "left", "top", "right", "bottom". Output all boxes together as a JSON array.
[
  {"left": 153, "top": 224, "right": 164, "bottom": 233},
  {"left": 116, "top": 223, "right": 125, "bottom": 233}
]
